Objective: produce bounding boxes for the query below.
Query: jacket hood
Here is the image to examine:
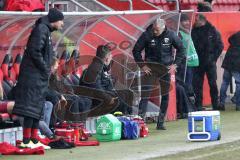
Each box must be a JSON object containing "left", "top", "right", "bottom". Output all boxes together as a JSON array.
[{"left": 35, "top": 16, "right": 55, "bottom": 32}]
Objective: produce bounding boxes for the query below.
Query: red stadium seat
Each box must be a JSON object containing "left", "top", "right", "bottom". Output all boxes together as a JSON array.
[
  {"left": 231, "top": 0, "right": 238, "bottom": 4},
  {"left": 0, "top": 113, "right": 10, "bottom": 122},
  {"left": 0, "top": 68, "right": 3, "bottom": 83},
  {"left": 0, "top": 112, "right": 19, "bottom": 122},
  {"left": 13, "top": 54, "right": 22, "bottom": 79},
  {"left": 57, "top": 50, "right": 69, "bottom": 77},
  {"left": 188, "top": 0, "right": 197, "bottom": 4},
  {"left": 1, "top": 55, "right": 13, "bottom": 82},
  {"left": 1, "top": 54, "right": 16, "bottom": 85},
  {"left": 4, "top": 0, "right": 45, "bottom": 11},
  {"left": 181, "top": 0, "right": 189, "bottom": 4},
  {"left": 148, "top": 0, "right": 240, "bottom": 11},
  {"left": 70, "top": 50, "right": 80, "bottom": 74},
  {"left": 9, "top": 67, "right": 17, "bottom": 84}
]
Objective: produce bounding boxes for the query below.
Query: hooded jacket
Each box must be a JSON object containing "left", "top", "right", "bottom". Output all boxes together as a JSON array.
[
  {"left": 222, "top": 31, "right": 240, "bottom": 72},
  {"left": 191, "top": 21, "right": 223, "bottom": 66},
  {"left": 12, "top": 16, "right": 55, "bottom": 120}
]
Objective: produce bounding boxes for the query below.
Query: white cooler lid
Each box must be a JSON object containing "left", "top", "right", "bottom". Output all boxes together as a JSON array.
[{"left": 188, "top": 111, "right": 220, "bottom": 116}]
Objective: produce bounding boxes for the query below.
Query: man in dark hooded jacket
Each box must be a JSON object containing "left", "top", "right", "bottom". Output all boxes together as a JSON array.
[
  {"left": 132, "top": 18, "right": 186, "bottom": 130},
  {"left": 191, "top": 14, "right": 224, "bottom": 111},
  {"left": 12, "top": 8, "right": 64, "bottom": 149},
  {"left": 219, "top": 31, "right": 240, "bottom": 111}
]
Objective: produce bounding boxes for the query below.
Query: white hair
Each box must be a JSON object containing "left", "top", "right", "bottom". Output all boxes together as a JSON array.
[{"left": 153, "top": 18, "right": 166, "bottom": 29}]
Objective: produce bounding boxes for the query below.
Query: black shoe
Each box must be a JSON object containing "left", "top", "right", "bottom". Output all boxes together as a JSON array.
[
  {"left": 138, "top": 113, "right": 146, "bottom": 119},
  {"left": 231, "top": 96, "right": 236, "bottom": 104},
  {"left": 182, "top": 113, "right": 188, "bottom": 119},
  {"left": 197, "top": 106, "right": 203, "bottom": 111},
  {"left": 49, "top": 134, "right": 56, "bottom": 140},
  {"left": 218, "top": 104, "right": 225, "bottom": 111},
  {"left": 177, "top": 113, "right": 183, "bottom": 119},
  {"left": 156, "top": 123, "right": 166, "bottom": 130},
  {"left": 236, "top": 106, "right": 240, "bottom": 111},
  {"left": 48, "top": 138, "right": 75, "bottom": 149},
  {"left": 156, "top": 125, "right": 166, "bottom": 130}
]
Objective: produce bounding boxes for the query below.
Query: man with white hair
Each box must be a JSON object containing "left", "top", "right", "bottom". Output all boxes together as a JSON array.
[{"left": 132, "top": 18, "right": 186, "bottom": 130}]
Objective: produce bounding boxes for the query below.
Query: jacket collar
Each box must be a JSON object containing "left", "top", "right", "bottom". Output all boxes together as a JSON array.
[{"left": 92, "top": 57, "right": 111, "bottom": 72}]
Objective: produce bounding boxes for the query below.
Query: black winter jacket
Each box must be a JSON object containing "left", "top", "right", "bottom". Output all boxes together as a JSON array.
[
  {"left": 192, "top": 22, "right": 224, "bottom": 67},
  {"left": 222, "top": 31, "right": 240, "bottom": 72},
  {"left": 12, "top": 16, "right": 55, "bottom": 120},
  {"left": 132, "top": 26, "right": 186, "bottom": 68},
  {"left": 79, "top": 57, "right": 114, "bottom": 104}
]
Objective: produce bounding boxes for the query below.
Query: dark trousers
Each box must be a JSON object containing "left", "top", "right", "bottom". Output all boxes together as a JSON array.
[
  {"left": 24, "top": 116, "right": 39, "bottom": 129},
  {"left": 23, "top": 116, "right": 40, "bottom": 143},
  {"left": 193, "top": 64, "right": 219, "bottom": 110},
  {"left": 139, "top": 72, "right": 170, "bottom": 125},
  {"left": 220, "top": 69, "right": 240, "bottom": 107},
  {"left": 185, "top": 67, "right": 194, "bottom": 92},
  {"left": 67, "top": 95, "right": 92, "bottom": 114},
  {"left": 176, "top": 82, "right": 195, "bottom": 117},
  {"left": 112, "top": 89, "right": 133, "bottom": 114}
]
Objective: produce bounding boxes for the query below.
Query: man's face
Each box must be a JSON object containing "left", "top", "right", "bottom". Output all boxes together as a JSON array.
[
  {"left": 181, "top": 20, "right": 191, "bottom": 30},
  {"left": 194, "top": 16, "right": 205, "bottom": 27},
  {"left": 152, "top": 24, "right": 165, "bottom": 37},
  {"left": 51, "top": 60, "right": 59, "bottom": 73},
  {"left": 52, "top": 20, "right": 64, "bottom": 30},
  {"left": 104, "top": 53, "right": 113, "bottom": 65}
]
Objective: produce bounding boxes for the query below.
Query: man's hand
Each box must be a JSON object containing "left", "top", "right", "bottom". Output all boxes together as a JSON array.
[
  {"left": 61, "top": 95, "right": 66, "bottom": 101},
  {"left": 110, "top": 97, "right": 118, "bottom": 105},
  {"left": 168, "top": 64, "right": 177, "bottom": 73},
  {"left": 142, "top": 65, "right": 152, "bottom": 75},
  {"left": 57, "top": 95, "right": 67, "bottom": 110}
]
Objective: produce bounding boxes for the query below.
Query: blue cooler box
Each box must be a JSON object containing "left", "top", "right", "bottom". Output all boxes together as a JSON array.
[{"left": 188, "top": 111, "right": 221, "bottom": 141}]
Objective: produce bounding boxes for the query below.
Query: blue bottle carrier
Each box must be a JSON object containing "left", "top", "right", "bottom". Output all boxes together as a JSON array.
[{"left": 188, "top": 111, "right": 221, "bottom": 141}]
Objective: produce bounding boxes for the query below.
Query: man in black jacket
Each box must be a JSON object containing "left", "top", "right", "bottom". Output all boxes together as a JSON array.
[
  {"left": 80, "top": 45, "right": 134, "bottom": 116},
  {"left": 132, "top": 18, "right": 186, "bottom": 130},
  {"left": 192, "top": 14, "right": 224, "bottom": 111},
  {"left": 80, "top": 45, "right": 117, "bottom": 107},
  {"left": 12, "top": 8, "right": 64, "bottom": 149},
  {"left": 219, "top": 31, "right": 240, "bottom": 111}
]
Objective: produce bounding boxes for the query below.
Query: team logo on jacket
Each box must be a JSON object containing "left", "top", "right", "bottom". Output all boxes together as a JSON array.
[
  {"left": 49, "top": 36, "right": 52, "bottom": 45},
  {"left": 162, "top": 37, "right": 170, "bottom": 46},
  {"left": 164, "top": 38, "right": 170, "bottom": 43},
  {"left": 150, "top": 39, "right": 156, "bottom": 46}
]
